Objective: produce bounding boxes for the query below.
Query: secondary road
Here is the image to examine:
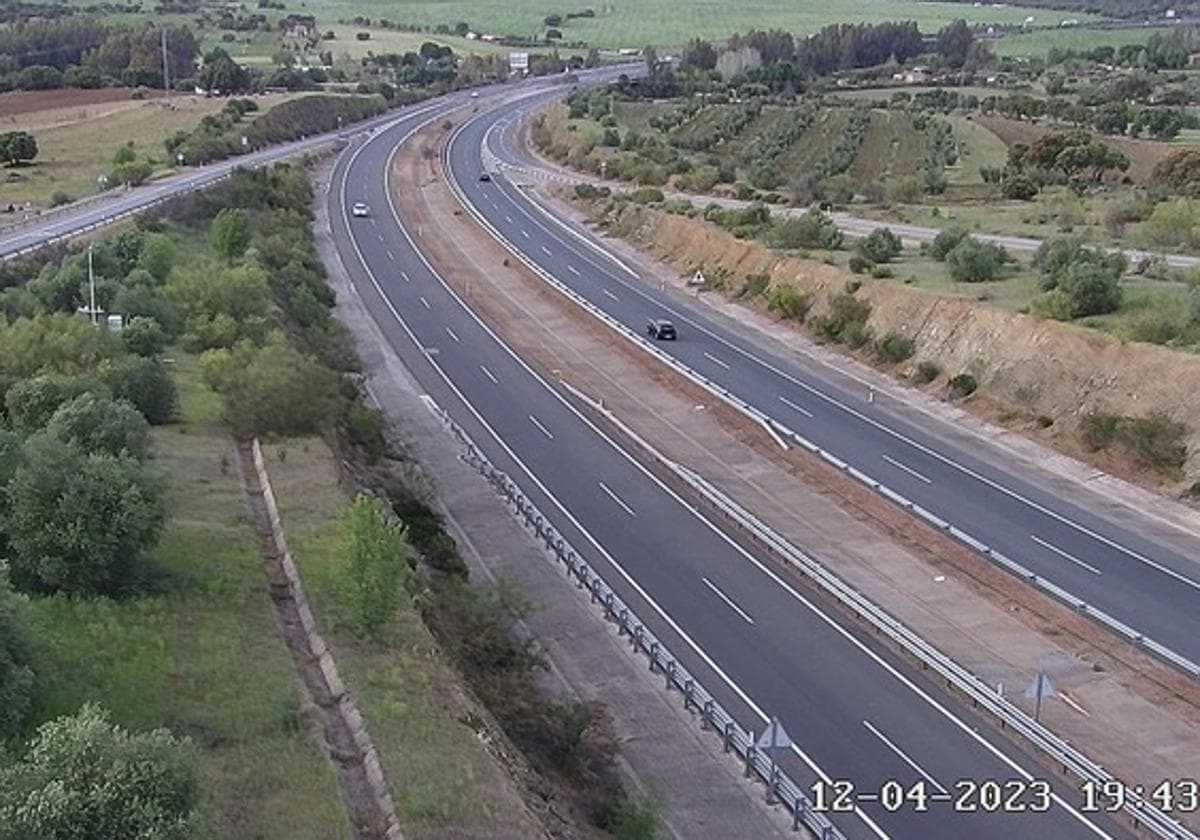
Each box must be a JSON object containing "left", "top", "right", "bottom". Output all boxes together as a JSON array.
[
  {"left": 0, "top": 68, "right": 634, "bottom": 262},
  {"left": 329, "top": 87, "right": 1129, "bottom": 840},
  {"left": 442, "top": 88, "right": 1200, "bottom": 680}
]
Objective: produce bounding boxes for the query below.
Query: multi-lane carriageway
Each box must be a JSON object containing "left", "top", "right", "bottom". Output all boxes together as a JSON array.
[
  {"left": 328, "top": 86, "right": 1138, "bottom": 839},
  {"left": 463, "top": 88, "right": 1200, "bottom": 685}
]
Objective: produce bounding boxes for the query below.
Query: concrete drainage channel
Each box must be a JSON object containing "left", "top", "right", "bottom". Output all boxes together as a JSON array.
[
  {"left": 437, "top": 113, "right": 1195, "bottom": 840},
  {"left": 420, "top": 395, "right": 844, "bottom": 840},
  {"left": 450, "top": 112, "right": 1200, "bottom": 690}
]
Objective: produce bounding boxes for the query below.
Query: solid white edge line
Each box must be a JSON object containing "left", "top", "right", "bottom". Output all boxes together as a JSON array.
[
  {"left": 478, "top": 113, "right": 1200, "bottom": 597},
  {"left": 446, "top": 106, "right": 1114, "bottom": 839},
  {"left": 359, "top": 112, "right": 890, "bottom": 840},
  {"left": 701, "top": 577, "right": 755, "bottom": 625}
]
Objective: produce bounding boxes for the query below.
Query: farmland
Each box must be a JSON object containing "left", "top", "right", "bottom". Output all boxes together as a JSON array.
[
  {"left": 0, "top": 90, "right": 297, "bottom": 217},
  {"left": 23, "top": 0, "right": 1098, "bottom": 49}
]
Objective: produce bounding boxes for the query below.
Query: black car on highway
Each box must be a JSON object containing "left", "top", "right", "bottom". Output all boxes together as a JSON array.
[{"left": 646, "top": 318, "right": 677, "bottom": 340}]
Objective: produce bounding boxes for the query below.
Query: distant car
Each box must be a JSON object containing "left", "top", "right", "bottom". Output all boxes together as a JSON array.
[
  {"left": 646, "top": 318, "right": 677, "bottom": 340},
  {"left": 351, "top": 202, "right": 370, "bottom": 217},
  {"left": 470, "top": 91, "right": 480, "bottom": 98},
  {"left": 479, "top": 172, "right": 492, "bottom": 182}
]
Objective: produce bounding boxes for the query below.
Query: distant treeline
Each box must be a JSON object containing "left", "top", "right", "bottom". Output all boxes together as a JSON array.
[
  {"left": 0, "top": 19, "right": 198, "bottom": 90},
  {"left": 941, "top": 0, "right": 1199, "bottom": 19}
]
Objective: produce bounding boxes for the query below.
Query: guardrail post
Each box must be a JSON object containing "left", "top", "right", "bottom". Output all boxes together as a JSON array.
[
  {"left": 744, "top": 743, "right": 756, "bottom": 778},
  {"left": 766, "top": 764, "right": 778, "bottom": 805},
  {"left": 633, "top": 625, "right": 644, "bottom": 653},
  {"left": 792, "top": 797, "right": 802, "bottom": 831},
  {"left": 648, "top": 642, "right": 659, "bottom": 672},
  {"left": 683, "top": 679, "right": 694, "bottom": 713},
  {"left": 701, "top": 699, "right": 713, "bottom": 730},
  {"left": 618, "top": 608, "right": 629, "bottom": 636},
  {"left": 723, "top": 720, "right": 734, "bottom": 753},
  {"left": 665, "top": 659, "right": 676, "bottom": 690}
]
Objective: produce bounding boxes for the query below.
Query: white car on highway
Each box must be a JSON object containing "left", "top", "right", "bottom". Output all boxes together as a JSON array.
[{"left": 351, "top": 202, "right": 370, "bottom": 217}]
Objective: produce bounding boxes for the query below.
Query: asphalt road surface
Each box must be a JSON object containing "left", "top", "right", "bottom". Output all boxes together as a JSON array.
[
  {"left": 329, "top": 88, "right": 1129, "bottom": 840},
  {"left": 445, "top": 89, "right": 1200, "bottom": 683}
]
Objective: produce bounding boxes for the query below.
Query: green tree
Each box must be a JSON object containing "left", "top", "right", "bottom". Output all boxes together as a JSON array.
[
  {"left": 4, "top": 374, "right": 108, "bottom": 434},
  {"left": 0, "top": 314, "right": 124, "bottom": 379},
  {"left": 44, "top": 393, "right": 151, "bottom": 459},
  {"left": 208, "top": 207, "right": 252, "bottom": 260},
  {"left": 202, "top": 338, "right": 341, "bottom": 438},
  {"left": 112, "top": 142, "right": 137, "bottom": 166},
  {"left": 122, "top": 316, "right": 168, "bottom": 357},
  {"left": 6, "top": 435, "right": 165, "bottom": 595},
  {"left": 101, "top": 356, "right": 179, "bottom": 426},
  {"left": 857, "top": 228, "right": 902, "bottom": 263},
  {"left": 168, "top": 260, "right": 270, "bottom": 350},
  {"left": 112, "top": 283, "right": 181, "bottom": 339},
  {"left": 343, "top": 494, "right": 413, "bottom": 637},
  {"left": 1143, "top": 198, "right": 1200, "bottom": 250},
  {"left": 1057, "top": 260, "right": 1123, "bottom": 317},
  {"left": 946, "top": 238, "right": 1006, "bottom": 283},
  {"left": 930, "top": 226, "right": 969, "bottom": 260},
  {"left": 0, "top": 131, "right": 38, "bottom": 166},
  {"left": 137, "top": 232, "right": 177, "bottom": 282},
  {"left": 763, "top": 209, "right": 843, "bottom": 250},
  {"left": 0, "top": 704, "right": 199, "bottom": 840},
  {"left": 0, "top": 561, "right": 33, "bottom": 740}
]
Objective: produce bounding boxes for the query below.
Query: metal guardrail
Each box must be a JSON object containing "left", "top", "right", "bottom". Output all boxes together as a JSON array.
[
  {"left": 554, "top": 378, "right": 1195, "bottom": 840},
  {"left": 421, "top": 397, "right": 845, "bottom": 840},
  {"left": 453, "top": 120, "right": 1200, "bottom": 692}
]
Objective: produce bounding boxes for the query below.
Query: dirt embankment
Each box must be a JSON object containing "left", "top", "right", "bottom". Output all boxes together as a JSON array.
[{"left": 590, "top": 201, "right": 1200, "bottom": 485}]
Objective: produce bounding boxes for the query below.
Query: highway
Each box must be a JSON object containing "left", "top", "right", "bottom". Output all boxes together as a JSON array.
[
  {"left": 440, "top": 88, "right": 1200, "bottom": 681},
  {"left": 328, "top": 87, "right": 1129, "bottom": 839},
  {"left": 0, "top": 69, "right": 632, "bottom": 262}
]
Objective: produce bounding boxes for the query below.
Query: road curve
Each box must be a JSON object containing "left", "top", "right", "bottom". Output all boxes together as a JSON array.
[
  {"left": 445, "top": 89, "right": 1200, "bottom": 684},
  {"left": 328, "top": 86, "right": 1128, "bottom": 840}
]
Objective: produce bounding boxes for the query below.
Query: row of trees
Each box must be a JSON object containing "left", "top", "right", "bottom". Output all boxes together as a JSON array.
[{"left": 0, "top": 19, "right": 197, "bottom": 91}]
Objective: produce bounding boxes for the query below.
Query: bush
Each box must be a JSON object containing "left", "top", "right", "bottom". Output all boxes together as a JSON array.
[
  {"left": 202, "top": 338, "right": 342, "bottom": 439},
  {"left": 913, "top": 360, "right": 942, "bottom": 383},
  {"left": 49, "top": 190, "right": 74, "bottom": 207},
  {"left": 1002, "top": 174, "right": 1039, "bottom": 201},
  {"left": 930, "top": 226, "right": 969, "bottom": 260},
  {"left": 948, "top": 372, "right": 978, "bottom": 398},
  {"left": 763, "top": 209, "right": 843, "bottom": 250},
  {"left": 874, "top": 331, "right": 915, "bottom": 364},
  {"left": 0, "top": 563, "right": 33, "bottom": 739},
  {"left": 857, "top": 228, "right": 902, "bottom": 263},
  {"left": 1030, "top": 288, "right": 1075, "bottom": 321},
  {"left": 574, "top": 183, "right": 611, "bottom": 200},
  {"left": 44, "top": 393, "right": 151, "bottom": 459},
  {"left": 870, "top": 264, "right": 894, "bottom": 279},
  {"left": 342, "top": 494, "right": 413, "bottom": 638},
  {"left": 345, "top": 403, "right": 388, "bottom": 463},
  {"left": 766, "top": 285, "right": 812, "bottom": 321},
  {"left": 604, "top": 791, "right": 664, "bottom": 840},
  {"left": 209, "top": 207, "right": 252, "bottom": 259},
  {"left": 849, "top": 255, "right": 872, "bottom": 274},
  {"left": 1121, "top": 412, "right": 1188, "bottom": 474},
  {"left": 736, "top": 272, "right": 769, "bottom": 300},
  {"left": 0, "top": 704, "right": 200, "bottom": 839},
  {"left": 629, "top": 187, "right": 664, "bottom": 204},
  {"left": 811, "top": 292, "right": 872, "bottom": 345},
  {"left": 121, "top": 316, "right": 168, "bottom": 357},
  {"left": 6, "top": 434, "right": 166, "bottom": 595},
  {"left": 102, "top": 356, "right": 178, "bottom": 425},
  {"left": 946, "top": 238, "right": 1004, "bottom": 283}
]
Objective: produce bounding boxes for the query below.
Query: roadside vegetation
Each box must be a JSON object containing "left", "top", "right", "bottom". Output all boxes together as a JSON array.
[{"left": 0, "top": 161, "right": 663, "bottom": 838}]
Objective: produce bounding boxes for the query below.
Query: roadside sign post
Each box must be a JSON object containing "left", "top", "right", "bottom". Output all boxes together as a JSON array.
[
  {"left": 1025, "top": 671, "right": 1054, "bottom": 722},
  {"left": 756, "top": 717, "right": 792, "bottom": 804}
]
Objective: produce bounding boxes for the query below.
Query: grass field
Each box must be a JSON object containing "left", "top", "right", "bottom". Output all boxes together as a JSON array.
[
  {"left": 23, "top": 352, "right": 351, "bottom": 840},
  {"left": 0, "top": 91, "right": 296, "bottom": 214},
  {"left": 989, "top": 25, "right": 1173, "bottom": 58},
  {"left": 27, "top": 0, "right": 1098, "bottom": 48}
]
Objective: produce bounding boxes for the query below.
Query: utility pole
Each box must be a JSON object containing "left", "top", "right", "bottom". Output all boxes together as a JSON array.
[
  {"left": 77, "top": 245, "right": 100, "bottom": 325},
  {"left": 160, "top": 28, "right": 170, "bottom": 92}
]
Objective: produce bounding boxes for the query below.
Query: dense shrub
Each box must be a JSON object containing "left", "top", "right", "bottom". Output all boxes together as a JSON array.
[
  {"left": 857, "top": 228, "right": 902, "bottom": 263},
  {"left": 930, "top": 226, "right": 969, "bottom": 260},
  {"left": 848, "top": 254, "right": 872, "bottom": 274},
  {"left": 913, "top": 360, "right": 942, "bottom": 383},
  {"left": 0, "top": 563, "right": 33, "bottom": 740},
  {"left": 811, "top": 292, "right": 872, "bottom": 344},
  {"left": 766, "top": 285, "right": 812, "bottom": 321},
  {"left": 946, "top": 238, "right": 1006, "bottom": 283},
  {"left": 1080, "top": 411, "right": 1188, "bottom": 474},
  {"left": 763, "top": 209, "right": 843, "bottom": 250},
  {"left": 948, "top": 372, "right": 978, "bottom": 398},
  {"left": 874, "top": 331, "right": 915, "bottom": 364},
  {"left": 736, "top": 272, "right": 770, "bottom": 300}
]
